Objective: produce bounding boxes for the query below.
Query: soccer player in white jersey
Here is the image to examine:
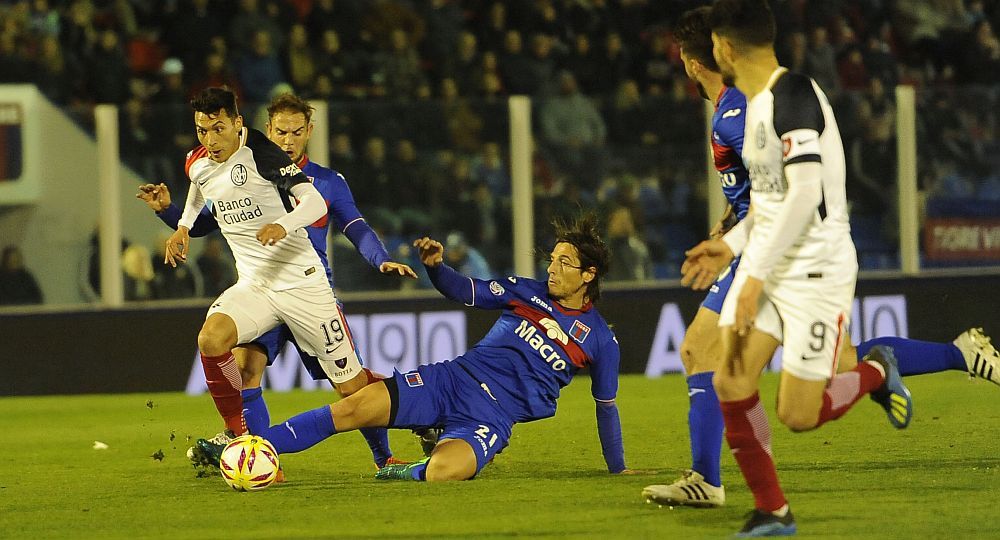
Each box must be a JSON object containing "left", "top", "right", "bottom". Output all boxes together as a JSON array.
[
  {"left": 678, "top": 1, "right": 914, "bottom": 536},
  {"left": 164, "top": 87, "right": 369, "bottom": 439}
]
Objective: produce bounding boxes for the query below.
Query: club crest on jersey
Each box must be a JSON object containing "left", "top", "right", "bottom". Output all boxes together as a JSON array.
[
  {"left": 489, "top": 281, "right": 505, "bottom": 296},
  {"left": 405, "top": 372, "right": 424, "bottom": 387},
  {"left": 231, "top": 163, "right": 248, "bottom": 185},
  {"left": 755, "top": 122, "right": 766, "bottom": 149},
  {"left": 570, "top": 320, "right": 591, "bottom": 343},
  {"left": 334, "top": 358, "right": 348, "bottom": 369}
]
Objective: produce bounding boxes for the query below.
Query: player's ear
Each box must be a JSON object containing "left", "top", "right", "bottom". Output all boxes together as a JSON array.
[
  {"left": 235, "top": 115, "right": 244, "bottom": 129},
  {"left": 582, "top": 266, "right": 596, "bottom": 284}
]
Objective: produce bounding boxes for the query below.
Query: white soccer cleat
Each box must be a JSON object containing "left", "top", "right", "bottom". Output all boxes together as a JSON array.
[
  {"left": 954, "top": 328, "right": 1000, "bottom": 386},
  {"left": 642, "top": 470, "right": 725, "bottom": 508}
]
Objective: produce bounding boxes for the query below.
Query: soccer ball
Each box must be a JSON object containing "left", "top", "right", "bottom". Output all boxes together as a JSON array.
[{"left": 219, "top": 435, "right": 280, "bottom": 491}]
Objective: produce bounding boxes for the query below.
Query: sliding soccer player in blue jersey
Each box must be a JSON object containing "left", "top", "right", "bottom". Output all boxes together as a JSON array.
[
  {"left": 642, "top": 6, "right": 1000, "bottom": 510},
  {"left": 138, "top": 93, "right": 417, "bottom": 470},
  {"left": 200, "top": 215, "right": 629, "bottom": 481}
]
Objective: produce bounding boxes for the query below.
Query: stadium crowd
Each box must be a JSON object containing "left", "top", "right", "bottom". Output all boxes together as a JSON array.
[{"left": 0, "top": 0, "right": 998, "bottom": 300}]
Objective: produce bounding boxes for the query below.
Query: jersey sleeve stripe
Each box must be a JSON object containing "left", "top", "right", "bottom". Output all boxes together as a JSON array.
[
  {"left": 184, "top": 146, "right": 208, "bottom": 178},
  {"left": 342, "top": 216, "right": 365, "bottom": 233}
]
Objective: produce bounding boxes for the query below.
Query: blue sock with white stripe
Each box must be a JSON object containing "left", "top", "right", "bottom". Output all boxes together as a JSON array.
[
  {"left": 687, "top": 372, "right": 723, "bottom": 487},
  {"left": 240, "top": 387, "right": 269, "bottom": 435},
  {"left": 857, "top": 337, "right": 966, "bottom": 376},
  {"left": 259, "top": 406, "right": 336, "bottom": 454}
]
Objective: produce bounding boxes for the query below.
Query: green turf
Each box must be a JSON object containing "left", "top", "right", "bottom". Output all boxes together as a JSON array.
[{"left": 1, "top": 373, "right": 997, "bottom": 538}]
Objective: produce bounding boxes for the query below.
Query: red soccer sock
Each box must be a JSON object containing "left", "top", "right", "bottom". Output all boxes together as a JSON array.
[
  {"left": 720, "top": 392, "right": 786, "bottom": 512},
  {"left": 200, "top": 352, "right": 246, "bottom": 435},
  {"left": 815, "top": 361, "right": 884, "bottom": 426}
]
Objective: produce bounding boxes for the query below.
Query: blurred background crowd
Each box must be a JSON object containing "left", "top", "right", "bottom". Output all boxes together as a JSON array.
[{"left": 1, "top": 0, "right": 998, "bottom": 303}]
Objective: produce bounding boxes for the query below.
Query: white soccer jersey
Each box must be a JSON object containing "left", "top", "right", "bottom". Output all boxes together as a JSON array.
[
  {"left": 184, "top": 128, "right": 324, "bottom": 290},
  {"left": 740, "top": 67, "right": 856, "bottom": 280}
]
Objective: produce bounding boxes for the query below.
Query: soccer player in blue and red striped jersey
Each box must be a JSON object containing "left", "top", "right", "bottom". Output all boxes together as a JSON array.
[
  {"left": 138, "top": 93, "right": 416, "bottom": 470},
  {"left": 226, "top": 215, "right": 630, "bottom": 481}
]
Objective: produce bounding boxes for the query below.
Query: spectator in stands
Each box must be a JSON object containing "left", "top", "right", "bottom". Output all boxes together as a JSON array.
[
  {"left": 605, "top": 204, "right": 652, "bottom": 282},
  {"left": 441, "top": 77, "right": 484, "bottom": 153},
  {"left": 863, "top": 27, "right": 900, "bottom": 87},
  {"left": 419, "top": 0, "right": 464, "bottom": 83},
  {"left": 314, "top": 29, "right": 365, "bottom": 99},
  {"left": 594, "top": 32, "right": 631, "bottom": 96},
  {"left": 452, "top": 31, "right": 481, "bottom": 95},
  {"left": 957, "top": 19, "right": 1000, "bottom": 84},
  {"left": 0, "top": 246, "right": 43, "bottom": 305},
  {"left": 372, "top": 28, "right": 426, "bottom": 99},
  {"left": 197, "top": 235, "right": 236, "bottom": 298},
  {"left": 308, "top": 0, "right": 362, "bottom": 47},
  {"left": 34, "top": 34, "right": 70, "bottom": 104},
  {"left": 229, "top": 0, "right": 284, "bottom": 56},
  {"left": 235, "top": 28, "right": 286, "bottom": 106},
  {"left": 87, "top": 29, "right": 129, "bottom": 104},
  {"left": 361, "top": 0, "right": 425, "bottom": 53},
  {"left": 478, "top": 1, "right": 509, "bottom": 53},
  {"left": 121, "top": 243, "right": 154, "bottom": 301},
  {"left": 444, "top": 231, "right": 492, "bottom": 280},
  {"left": 286, "top": 23, "right": 316, "bottom": 91},
  {"left": 163, "top": 0, "right": 216, "bottom": 82},
  {"left": 330, "top": 132, "right": 357, "bottom": 178},
  {"left": 189, "top": 51, "right": 243, "bottom": 102},
  {"left": 838, "top": 45, "right": 869, "bottom": 91},
  {"left": 539, "top": 71, "right": 607, "bottom": 189},
  {"left": 499, "top": 29, "right": 535, "bottom": 96},
  {"left": 849, "top": 77, "right": 896, "bottom": 214},
  {"left": 471, "top": 142, "right": 510, "bottom": 199},
  {"left": 805, "top": 26, "right": 840, "bottom": 96},
  {"left": 562, "top": 34, "right": 600, "bottom": 95}
]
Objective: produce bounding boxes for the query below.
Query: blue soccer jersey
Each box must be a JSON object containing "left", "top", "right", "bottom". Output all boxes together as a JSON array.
[
  {"left": 427, "top": 267, "right": 620, "bottom": 424},
  {"left": 712, "top": 86, "right": 751, "bottom": 221}
]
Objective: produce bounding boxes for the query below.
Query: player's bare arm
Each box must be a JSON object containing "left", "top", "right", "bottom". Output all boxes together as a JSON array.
[
  {"left": 136, "top": 183, "right": 171, "bottom": 212},
  {"left": 164, "top": 226, "right": 190, "bottom": 267},
  {"left": 413, "top": 237, "right": 445, "bottom": 267},
  {"left": 379, "top": 261, "right": 418, "bottom": 279},
  {"left": 710, "top": 204, "right": 736, "bottom": 239}
]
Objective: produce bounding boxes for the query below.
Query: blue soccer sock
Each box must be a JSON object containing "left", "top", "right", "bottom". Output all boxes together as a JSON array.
[
  {"left": 687, "top": 371, "right": 723, "bottom": 487},
  {"left": 361, "top": 428, "right": 393, "bottom": 467},
  {"left": 241, "top": 387, "right": 270, "bottom": 435},
  {"left": 259, "top": 406, "right": 336, "bottom": 454},
  {"left": 857, "top": 337, "right": 966, "bottom": 376}
]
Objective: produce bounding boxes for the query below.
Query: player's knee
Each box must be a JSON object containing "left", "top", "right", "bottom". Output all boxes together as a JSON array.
[
  {"left": 198, "top": 328, "right": 231, "bottom": 356},
  {"left": 776, "top": 406, "right": 818, "bottom": 432},
  {"left": 424, "top": 457, "right": 474, "bottom": 482}
]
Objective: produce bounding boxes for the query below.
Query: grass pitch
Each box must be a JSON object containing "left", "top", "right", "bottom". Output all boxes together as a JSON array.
[{"left": 1, "top": 373, "right": 998, "bottom": 538}]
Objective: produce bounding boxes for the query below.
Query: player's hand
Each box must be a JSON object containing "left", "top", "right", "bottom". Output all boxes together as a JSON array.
[
  {"left": 256, "top": 223, "right": 287, "bottom": 246},
  {"left": 379, "top": 261, "right": 418, "bottom": 279},
  {"left": 164, "top": 226, "right": 190, "bottom": 267},
  {"left": 412, "top": 237, "right": 444, "bottom": 268},
  {"left": 680, "top": 239, "right": 734, "bottom": 290},
  {"left": 136, "top": 183, "right": 171, "bottom": 212},
  {"left": 734, "top": 276, "right": 763, "bottom": 337}
]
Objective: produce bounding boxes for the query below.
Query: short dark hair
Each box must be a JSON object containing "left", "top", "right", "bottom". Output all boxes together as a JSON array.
[
  {"left": 709, "top": 0, "right": 776, "bottom": 48},
  {"left": 190, "top": 87, "right": 239, "bottom": 118},
  {"left": 267, "top": 93, "right": 314, "bottom": 123},
  {"left": 674, "top": 6, "right": 719, "bottom": 71},
  {"left": 553, "top": 213, "right": 609, "bottom": 303}
]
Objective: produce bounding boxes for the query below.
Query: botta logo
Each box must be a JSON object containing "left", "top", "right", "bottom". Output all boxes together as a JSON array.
[
  {"left": 186, "top": 311, "right": 467, "bottom": 394},
  {"left": 644, "top": 295, "right": 909, "bottom": 377}
]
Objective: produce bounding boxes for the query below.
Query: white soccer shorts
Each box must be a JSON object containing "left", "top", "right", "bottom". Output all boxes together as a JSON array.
[
  {"left": 207, "top": 277, "right": 363, "bottom": 383},
  {"left": 719, "top": 268, "right": 855, "bottom": 382}
]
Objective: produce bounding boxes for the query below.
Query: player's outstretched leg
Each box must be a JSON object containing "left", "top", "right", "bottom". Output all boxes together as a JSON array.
[
  {"left": 954, "top": 328, "right": 1000, "bottom": 385},
  {"left": 866, "top": 346, "right": 914, "bottom": 428}
]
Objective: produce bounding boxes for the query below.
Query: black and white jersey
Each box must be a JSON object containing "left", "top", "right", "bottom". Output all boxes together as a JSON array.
[
  {"left": 184, "top": 128, "right": 324, "bottom": 290},
  {"left": 740, "top": 67, "right": 855, "bottom": 278}
]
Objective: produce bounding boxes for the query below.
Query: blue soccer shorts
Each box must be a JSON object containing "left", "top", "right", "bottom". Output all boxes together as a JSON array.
[
  {"left": 386, "top": 359, "right": 513, "bottom": 476},
  {"left": 700, "top": 256, "right": 741, "bottom": 314}
]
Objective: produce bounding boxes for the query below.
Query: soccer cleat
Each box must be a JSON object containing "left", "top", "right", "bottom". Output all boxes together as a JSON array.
[
  {"left": 375, "top": 457, "right": 429, "bottom": 481},
  {"left": 735, "top": 508, "right": 797, "bottom": 537},
  {"left": 954, "top": 328, "right": 1000, "bottom": 386},
  {"left": 187, "top": 430, "right": 234, "bottom": 468},
  {"left": 413, "top": 428, "right": 442, "bottom": 457},
  {"left": 374, "top": 456, "right": 411, "bottom": 470},
  {"left": 866, "top": 345, "right": 914, "bottom": 429},
  {"left": 641, "top": 470, "right": 725, "bottom": 508}
]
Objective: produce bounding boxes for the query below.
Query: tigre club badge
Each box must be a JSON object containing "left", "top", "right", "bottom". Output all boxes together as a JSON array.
[
  {"left": 489, "top": 281, "right": 505, "bottom": 296},
  {"left": 231, "top": 164, "right": 248, "bottom": 185}
]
